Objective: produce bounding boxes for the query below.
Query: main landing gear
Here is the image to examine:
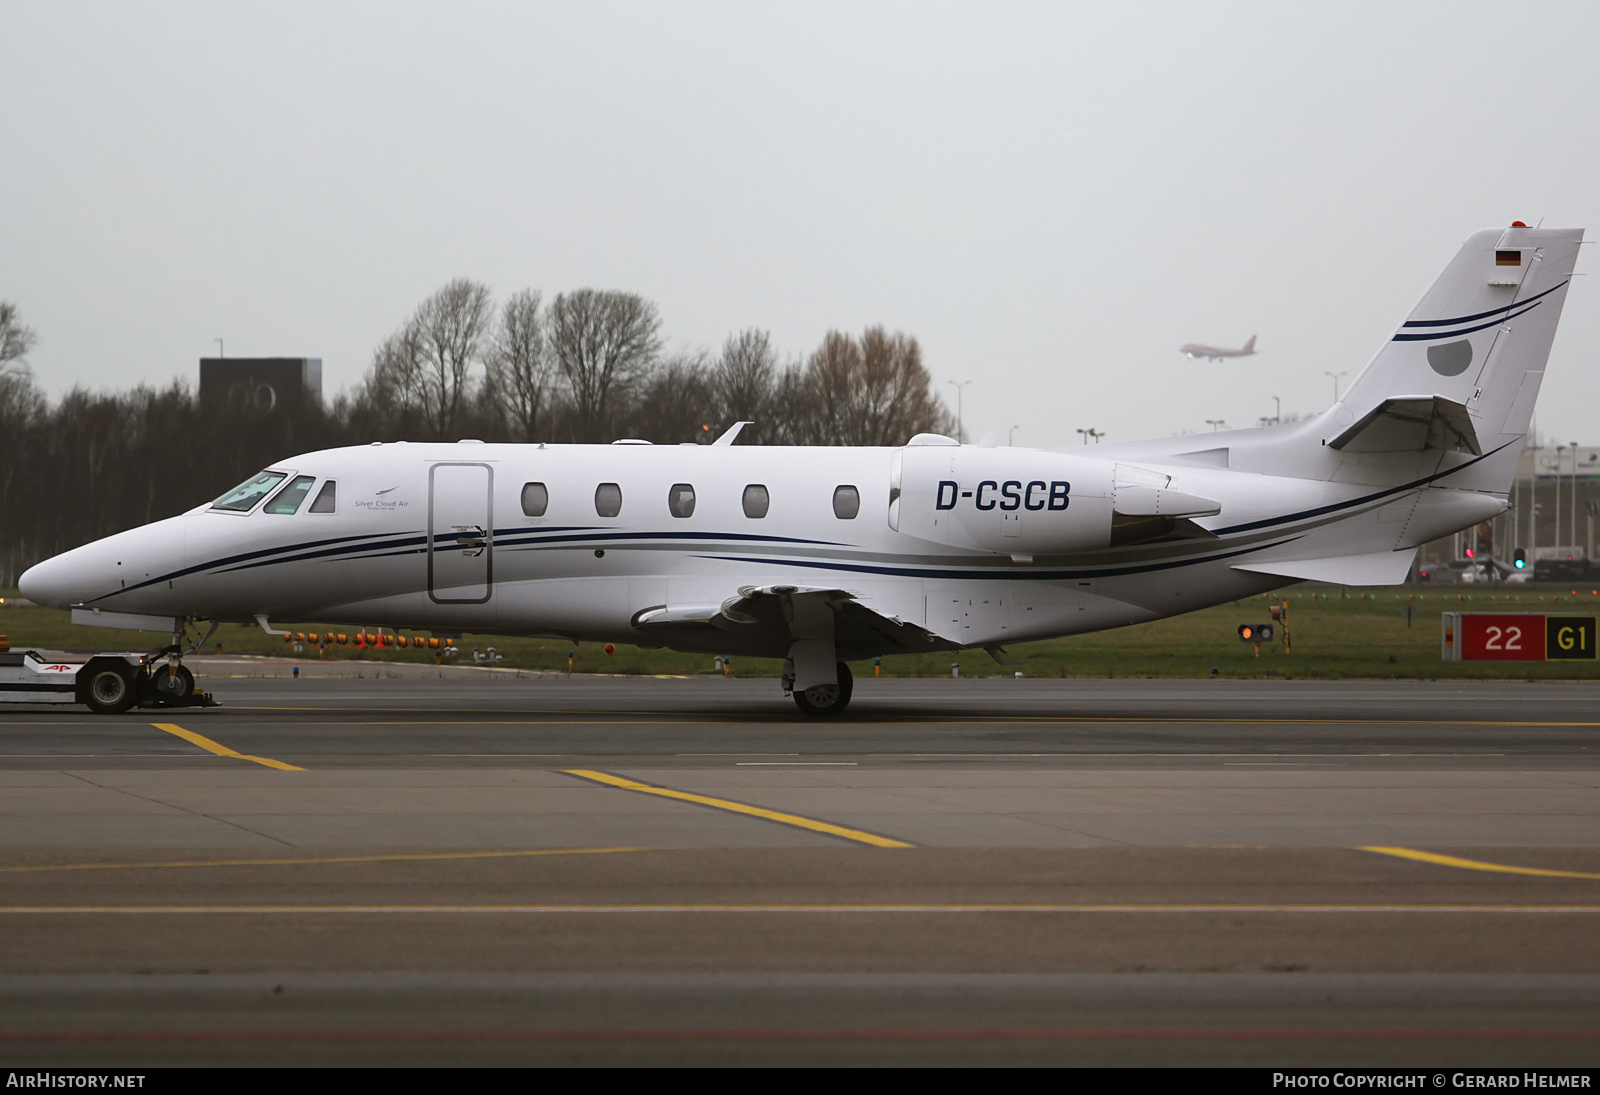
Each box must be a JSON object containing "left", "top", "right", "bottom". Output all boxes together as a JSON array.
[
  {"left": 787, "top": 661, "right": 854, "bottom": 717},
  {"left": 793, "top": 661, "right": 853, "bottom": 716}
]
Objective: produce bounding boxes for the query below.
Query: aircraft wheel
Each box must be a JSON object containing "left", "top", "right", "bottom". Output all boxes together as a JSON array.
[
  {"left": 83, "top": 665, "right": 136, "bottom": 715},
  {"left": 792, "top": 661, "right": 854, "bottom": 717},
  {"left": 151, "top": 665, "right": 196, "bottom": 703}
]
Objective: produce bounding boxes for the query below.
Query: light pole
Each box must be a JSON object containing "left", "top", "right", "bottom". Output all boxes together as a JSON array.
[
  {"left": 1573, "top": 442, "right": 1581, "bottom": 551},
  {"left": 1272, "top": 395, "right": 1281, "bottom": 424},
  {"left": 1009, "top": 425, "right": 1019, "bottom": 446},
  {"left": 1557, "top": 446, "right": 1566, "bottom": 553},
  {"left": 1088, "top": 429, "right": 1104, "bottom": 444},
  {"left": 947, "top": 380, "right": 971, "bottom": 443},
  {"left": 214, "top": 338, "right": 224, "bottom": 359},
  {"left": 1528, "top": 439, "right": 1540, "bottom": 558},
  {"left": 1076, "top": 428, "right": 1092, "bottom": 445},
  {"left": 1324, "top": 371, "right": 1348, "bottom": 402},
  {"left": 1206, "top": 419, "right": 1225, "bottom": 432}
]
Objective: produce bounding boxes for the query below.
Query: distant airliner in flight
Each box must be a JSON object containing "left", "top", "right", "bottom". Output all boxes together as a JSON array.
[
  {"left": 20, "top": 226, "right": 1580, "bottom": 717},
  {"left": 1181, "top": 335, "right": 1257, "bottom": 361}
]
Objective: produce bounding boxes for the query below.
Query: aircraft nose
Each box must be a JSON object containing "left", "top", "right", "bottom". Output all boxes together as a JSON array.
[{"left": 18, "top": 555, "right": 73, "bottom": 610}]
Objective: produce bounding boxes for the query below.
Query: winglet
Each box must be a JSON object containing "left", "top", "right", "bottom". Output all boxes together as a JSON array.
[{"left": 712, "top": 422, "right": 752, "bottom": 446}]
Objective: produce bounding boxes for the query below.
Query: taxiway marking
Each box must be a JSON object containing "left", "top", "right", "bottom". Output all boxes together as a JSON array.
[
  {"left": 209, "top": 705, "right": 1600, "bottom": 729},
  {"left": 150, "top": 723, "right": 303, "bottom": 771},
  {"left": 561, "top": 768, "right": 914, "bottom": 849},
  {"left": 0, "top": 903, "right": 1598, "bottom": 914},
  {"left": 1362, "top": 846, "right": 1600, "bottom": 881},
  {"left": 0, "top": 846, "right": 650, "bottom": 874}
]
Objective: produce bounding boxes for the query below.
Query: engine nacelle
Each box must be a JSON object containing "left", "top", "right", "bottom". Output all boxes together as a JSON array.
[
  {"left": 891, "top": 443, "right": 1224, "bottom": 557},
  {"left": 892, "top": 445, "right": 1117, "bottom": 556}
]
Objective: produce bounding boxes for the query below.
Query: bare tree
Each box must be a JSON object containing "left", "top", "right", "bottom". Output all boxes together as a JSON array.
[
  {"left": 349, "top": 279, "right": 493, "bottom": 440},
  {"left": 709, "top": 328, "right": 777, "bottom": 438},
  {"left": 627, "top": 353, "right": 714, "bottom": 443},
  {"left": 352, "top": 322, "right": 429, "bottom": 438},
  {"left": 547, "top": 289, "right": 662, "bottom": 441},
  {"left": 781, "top": 327, "right": 955, "bottom": 445},
  {"left": 412, "top": 278, "right": 493, "bottom": 439},
  {"left": 482, "top": 289, "right": 551, "bottom": 441},
  {"left": 0, "top": 302, "right": 38, "bottom": 371}
]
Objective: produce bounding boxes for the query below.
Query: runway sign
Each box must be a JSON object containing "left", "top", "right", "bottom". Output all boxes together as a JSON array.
[{"left": 1440, "top": 612, "right": 1598, "bottom": 661}]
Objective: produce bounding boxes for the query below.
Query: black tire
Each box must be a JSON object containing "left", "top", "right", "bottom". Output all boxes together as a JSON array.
[
  {"left": 151, "top": 664, "right": 196, "bottom": 703},
  {"left": 82, "top": 665, "right": 136, "bottom": 715},
  {"left": 793, "top": 661, "right": 854, "bottom": 717}
]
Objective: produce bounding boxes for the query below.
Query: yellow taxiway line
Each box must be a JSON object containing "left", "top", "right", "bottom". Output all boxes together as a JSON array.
[
  {"left": 563, "top": 768, "right": 914, "bottom": 848},
  {"left": 216, "top": 705, "right": 1600, "bottom": 728},
  {"left": 0, "top": 903, "right": 1598, "bottom": 914},
  {"left": 1362, "top": 846, "right": 1600, "bottom": 880},
  {"left": 0, "top": 846, "right": 649, "bottom": 874},
  {"left": 151, "top": 722, "right": 303, "bottom": 771}
]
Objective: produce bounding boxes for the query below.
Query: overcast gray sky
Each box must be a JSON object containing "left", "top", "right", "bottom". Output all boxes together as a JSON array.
[{"left": 6, "top": 1, "right": 1600, "bottom": 449}]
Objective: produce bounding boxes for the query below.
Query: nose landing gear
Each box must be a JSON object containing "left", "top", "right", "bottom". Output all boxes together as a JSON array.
[
  {"left": 73, "top": 649, "right": 217, "bottom": 715},
  {"left": 151, "top": 661, "right": 198, "bottom": 701}
]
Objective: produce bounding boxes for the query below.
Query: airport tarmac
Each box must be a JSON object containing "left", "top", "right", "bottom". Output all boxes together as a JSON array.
[{"left": 1, "top": 664, "right": 1599, "bottom": 1066}]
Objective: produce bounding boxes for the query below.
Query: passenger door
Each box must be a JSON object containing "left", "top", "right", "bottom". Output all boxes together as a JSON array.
[{"left": 428, "top": 463, "right": 493, "bottom": 604}]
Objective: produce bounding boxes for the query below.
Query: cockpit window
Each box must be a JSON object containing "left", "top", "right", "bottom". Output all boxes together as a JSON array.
[
  {"left": 264, "top": 475, "right": 317, "bottom": 515},
  {"left": 210, "top": 470, "right": 288, "bottom": 512},
  {"left": 308, "top": 480, "right": 337, "bottom": 513}
]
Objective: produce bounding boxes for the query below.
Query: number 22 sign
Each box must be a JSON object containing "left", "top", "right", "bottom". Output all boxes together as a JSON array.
[{"left": 1444, "top": 614, "right": 1598, "bottom": 661}]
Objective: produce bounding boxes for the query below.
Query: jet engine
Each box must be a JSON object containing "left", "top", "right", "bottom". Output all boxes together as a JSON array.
[{"left": 890, "top": 439, "right": 1220, "bottom": 557}]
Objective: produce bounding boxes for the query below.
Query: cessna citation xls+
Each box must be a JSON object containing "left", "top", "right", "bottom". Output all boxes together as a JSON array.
[{"left": 20, "top": 226, "right": 1583, "bottom": 715}]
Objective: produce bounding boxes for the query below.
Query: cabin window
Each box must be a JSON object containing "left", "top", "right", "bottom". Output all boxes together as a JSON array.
[
  {"left": 263, "top": 475, "right": 316, "bottom": 515},
  {"left": 832, "top": 484, "right": 860, "bottom": 519},
  {"left": 521, "top": 482, "right": 549, "bottom": 517},
  {"left": 308, "top": 480, "right": 337, "bottom": 513},
  {"left": 595, "top": 482, "right": 623, "bottom": 518},
  {"left": 742, "top": 484, "right": 770, "bottom": 519},
  {"left": 211, "top": 470, "right": 288, "bottom": 512},
  {"left": 668, "top": 483, "right": 696, "bottom": 518}
]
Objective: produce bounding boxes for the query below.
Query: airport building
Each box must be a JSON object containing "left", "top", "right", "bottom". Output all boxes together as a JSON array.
[{"left": 198, "top": 357, "right": 323, "bottom": 417}]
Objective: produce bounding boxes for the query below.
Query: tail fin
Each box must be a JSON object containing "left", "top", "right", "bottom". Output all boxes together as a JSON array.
[
  {"left": 1242, "top": 335, "right": 1257, "bottom": 354},
  {"left": 1333, "top": 226, "right": 1583, "bottom": 487}
]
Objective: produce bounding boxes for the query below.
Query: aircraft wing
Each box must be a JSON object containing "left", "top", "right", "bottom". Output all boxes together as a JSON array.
[
  {"left": 1327, "top": 396, "right": 1482, "bottom": 456},
  {"left": 632, "top": 585, "right": 945, "bottom": 660}
]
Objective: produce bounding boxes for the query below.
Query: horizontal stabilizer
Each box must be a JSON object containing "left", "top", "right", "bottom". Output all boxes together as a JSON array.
[
  {"left": 1328, "top": 396, "right": 1481, "bottom": 456},
  {"left": 1232, "top": 549, "right": 1418, "bottom": 587}
]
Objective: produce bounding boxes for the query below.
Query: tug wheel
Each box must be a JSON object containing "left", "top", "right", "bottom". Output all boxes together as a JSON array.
[{"left": 83, "top": 665, "right": 136, "bottom": 715}]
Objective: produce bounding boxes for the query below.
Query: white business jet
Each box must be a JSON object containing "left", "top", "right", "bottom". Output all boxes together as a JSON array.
[{"left": 19, "top": 226, "right": 1582, "bottom": 715}]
